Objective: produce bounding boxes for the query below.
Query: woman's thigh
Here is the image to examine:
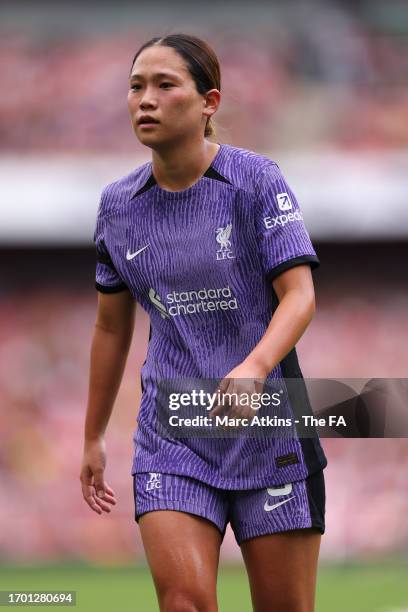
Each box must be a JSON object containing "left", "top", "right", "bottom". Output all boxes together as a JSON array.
[
  {"left": 231, "top": 469, "right": 326, "bottom": 611},
  {"left": 139, "top": 509, "right": 223, "bottom": 612},
  {"left": 241, "top": 527, "right": 321, "bottom": 612}
]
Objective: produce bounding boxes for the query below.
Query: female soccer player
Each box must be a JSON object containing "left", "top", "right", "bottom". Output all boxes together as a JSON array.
[{"left": 80, "top": 33, "right": 327, "bottom": 612}]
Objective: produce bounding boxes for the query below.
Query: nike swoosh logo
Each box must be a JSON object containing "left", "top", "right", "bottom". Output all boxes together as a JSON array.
[
  {"left": 264, "top": 495, "right": 295, "bottom": 512},
  {"left": 126, "top": 244, "right": 150, "bottom": 260}
]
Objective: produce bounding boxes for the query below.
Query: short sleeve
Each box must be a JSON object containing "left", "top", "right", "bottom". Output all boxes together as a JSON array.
[
  {"left": 255, "top": 163, "right": 320, "bottom": 281},
  {"left": 93, "top": 191, "right": 128, "bottom": 294}
]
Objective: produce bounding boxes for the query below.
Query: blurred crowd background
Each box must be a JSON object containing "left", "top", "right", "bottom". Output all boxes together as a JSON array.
[
  {"left": 0, "top": 0, "right": 407, "bottom": 565},
  {"left": 1, "top": 1, "right": 408, "bottom": 153}
]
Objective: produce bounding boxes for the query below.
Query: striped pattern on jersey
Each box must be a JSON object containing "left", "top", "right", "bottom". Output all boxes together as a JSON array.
[{"left": 93, "top": 143, "right": 327, "bottom": 489}]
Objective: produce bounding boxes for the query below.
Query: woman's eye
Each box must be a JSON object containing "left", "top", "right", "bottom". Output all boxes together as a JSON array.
[{"left": 130, "top": 83, "right": 172, "bottom": 91}]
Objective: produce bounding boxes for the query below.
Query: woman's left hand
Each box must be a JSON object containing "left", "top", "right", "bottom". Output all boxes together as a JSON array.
[{"left": 208, "top": 359, "right": 269, "bottom": 424}]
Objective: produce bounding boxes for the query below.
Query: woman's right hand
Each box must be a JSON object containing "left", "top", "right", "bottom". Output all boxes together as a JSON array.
[{"left": 80, "top": 438, "right": 117, "bottom": 515}]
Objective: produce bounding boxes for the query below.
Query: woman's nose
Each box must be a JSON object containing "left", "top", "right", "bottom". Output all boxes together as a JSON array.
[{"left": 139, "top": 87, "right": 157, "bottom": 109}]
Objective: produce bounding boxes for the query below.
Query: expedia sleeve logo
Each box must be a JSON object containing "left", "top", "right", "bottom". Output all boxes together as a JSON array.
[
  {"left": 277, "top": 193, "right": 293, "bottom": 211},
  {"left": 263, "top": 210, "right": 304, "bottom": 229},
  {"left": 263, "top": 192, "right": 303, "bottom": 229}
]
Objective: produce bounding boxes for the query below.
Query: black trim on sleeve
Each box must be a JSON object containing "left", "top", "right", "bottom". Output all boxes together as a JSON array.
[
  {"left": 95, "top": 281, "right": 129, "bottom": 294},
  {"left": 267, "top": 255, "right": 320, "bottom": 281}
]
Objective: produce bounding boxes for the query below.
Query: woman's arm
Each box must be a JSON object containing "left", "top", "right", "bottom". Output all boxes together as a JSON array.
[
  {"left": 209, "top": 264, "right": 316, "bottom": 419},
  {"left": 80, "top": 289, "right": 136, "bottom": 514},
  {"left": 244, "top": 264, "right": 316, "bottom": 374},
  {"left": 85, "top": 290, "right": 136, "bottom": 440}
]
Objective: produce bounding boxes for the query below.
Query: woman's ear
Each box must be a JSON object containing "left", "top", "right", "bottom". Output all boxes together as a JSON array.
[{"left": 203, "top": 89, "right": 221, "bottom": 119}]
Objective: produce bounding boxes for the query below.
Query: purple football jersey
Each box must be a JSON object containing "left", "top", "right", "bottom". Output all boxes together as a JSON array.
[{"left": 94, "top": 143, "right": 327, "bottom": 488}]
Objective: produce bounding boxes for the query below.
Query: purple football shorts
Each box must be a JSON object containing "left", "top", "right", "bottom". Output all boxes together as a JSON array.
[{"left": 133, "top": 469, "right": 325, "bottom": 545}]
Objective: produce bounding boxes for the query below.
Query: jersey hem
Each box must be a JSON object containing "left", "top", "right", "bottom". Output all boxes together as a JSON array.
[
  {"left": 130, "top": 459, "right": 327, "bottom": 490},
  {"left": 95, "top": 281, "right": 129, "bottom": 293}
]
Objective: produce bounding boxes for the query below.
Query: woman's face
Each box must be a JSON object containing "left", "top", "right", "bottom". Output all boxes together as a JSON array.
[{"left": 128, "top": 45, "right": 213, "bottom": 149}]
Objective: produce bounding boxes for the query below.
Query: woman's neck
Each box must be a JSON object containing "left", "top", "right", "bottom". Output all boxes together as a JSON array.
[{"left": 151, "top": 139, "right": 220, "bottom": 191}]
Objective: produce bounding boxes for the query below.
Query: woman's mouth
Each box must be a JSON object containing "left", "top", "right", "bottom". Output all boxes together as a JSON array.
[
  {"left": 139, "top": 122, "right": 159, "bottom": 129},
  {"left": 137, "top": 116, "right": 160, "bottom": 129}
]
